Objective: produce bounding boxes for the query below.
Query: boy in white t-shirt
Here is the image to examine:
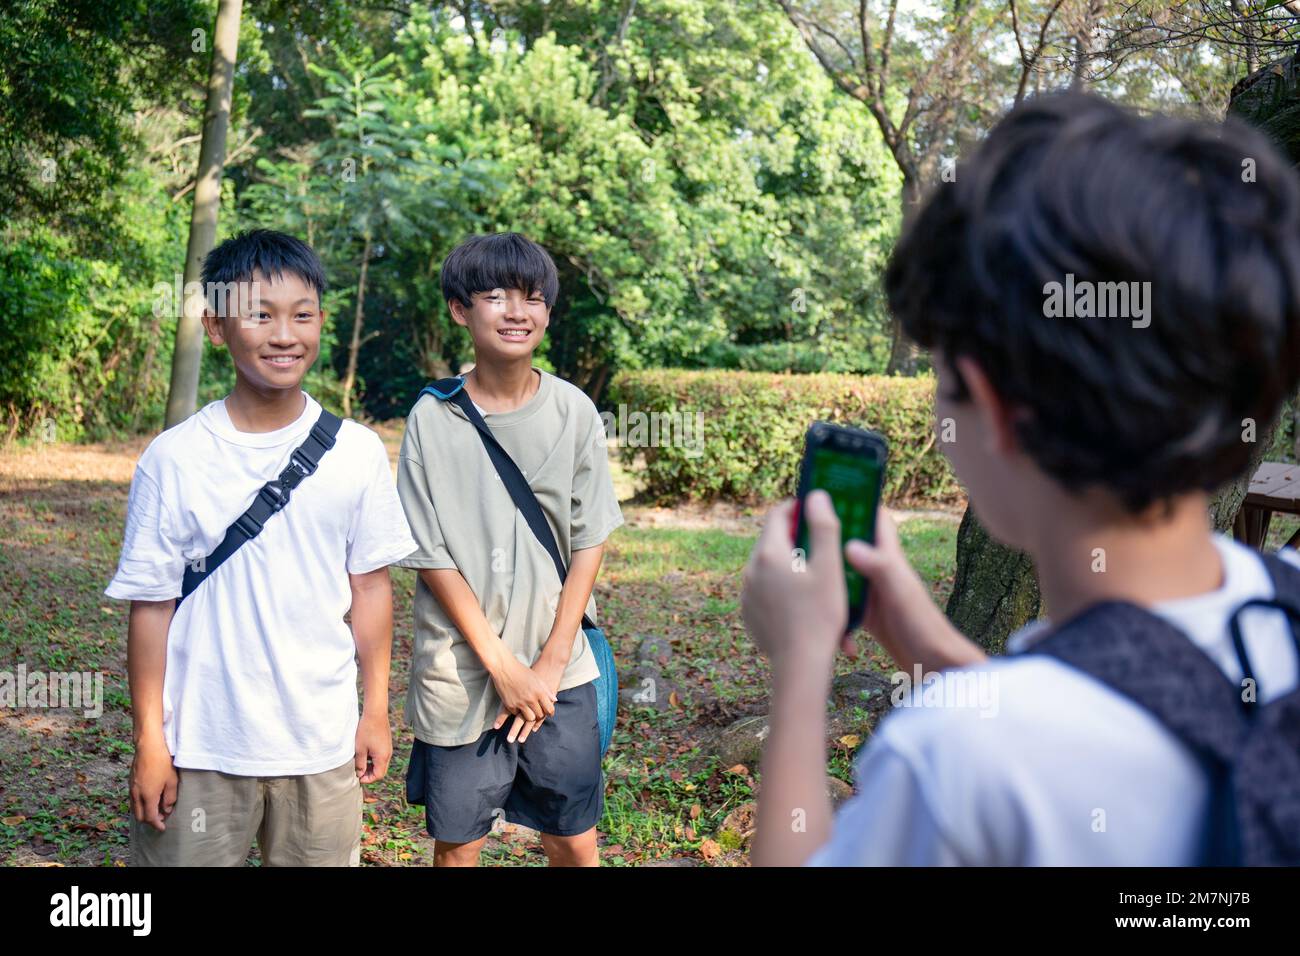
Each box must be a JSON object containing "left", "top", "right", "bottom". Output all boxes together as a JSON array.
[
  {"left": 105, "top": 229, "right": 418, "bottom": 866},
  {"left": 741, "top": 93, "right": 1300, "bottom": 865}
]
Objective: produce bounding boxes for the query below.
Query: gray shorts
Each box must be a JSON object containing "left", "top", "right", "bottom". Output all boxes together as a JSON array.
[
  {"left": 405, "top": 681, "right": 603, "bottom": 842},
  {"left": 130, "top": 759, "right": 362, "bottom": 866}
]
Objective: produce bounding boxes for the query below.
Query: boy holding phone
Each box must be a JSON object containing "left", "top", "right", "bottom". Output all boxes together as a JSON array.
[{"left": 743, "top": 92, "right": 1300, "bottom": 865}]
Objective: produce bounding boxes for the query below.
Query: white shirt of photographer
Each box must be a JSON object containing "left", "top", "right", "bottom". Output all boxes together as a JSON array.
[
  {"left": 104, "top": 393, "right": 418, "bottom": 776},
  {"left": 806, "top": 535, "right": 1300, "bottom": 866}
]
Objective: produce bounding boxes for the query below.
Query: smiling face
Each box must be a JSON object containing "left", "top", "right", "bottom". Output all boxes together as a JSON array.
[
  {"left": 449, "top": 286, "right": 550, "bottom": 365},
  {"left": 201, "top": 268, "right": 323, "bottom": 394}
]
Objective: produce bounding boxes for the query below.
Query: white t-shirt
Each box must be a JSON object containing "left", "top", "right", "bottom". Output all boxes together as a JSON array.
[
  {"left": 104, "top": 392, "right": 418, "bottom": 776},
  {"left": 807, "top": 534, "right": 1300, "bottom": 866}
]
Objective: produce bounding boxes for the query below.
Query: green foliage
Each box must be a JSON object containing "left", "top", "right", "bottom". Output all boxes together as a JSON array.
[
  {"left": 609, "top": 368, "right": 961, "bottom": 504},
  {"left": 0, "top": 0, "right": 906, "bottom": 433},
  {"left": 0, "top": 0, "right": 207, "bottom": 228},
  {"left": 0, "top": 163, "right": 188, "bottom": 440},
  {"left": 240, "top": 45, "right": 500, "bottom": 414},
  {"left": 309, "top": 1, "right": 901, "bottom": 407},
  {"left": 692, "top": 338, "right": 892, "bottom": 375},
  {"left": 1, "top": 0, "right": 1271, "bottom": 437}
]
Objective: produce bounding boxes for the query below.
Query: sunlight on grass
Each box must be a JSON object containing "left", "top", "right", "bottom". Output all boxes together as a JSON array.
[{"left": 604, "top": 517, "right": 957, "bottom": 596}]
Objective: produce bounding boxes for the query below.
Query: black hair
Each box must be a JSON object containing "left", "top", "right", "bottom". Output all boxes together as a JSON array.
[
  {"left": 200, "top": 229, "right": 326, "bottom": 315},
  {"left": 439, "top": 232, "right": 560, "bottom": 310},
  {"left": 885, "top": 91, "right": 1300, "bottom": 513}
]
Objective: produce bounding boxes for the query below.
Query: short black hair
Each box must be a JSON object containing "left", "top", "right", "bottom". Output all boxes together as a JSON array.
[
  {"left": 886, "top": 91, "right": 1300, "bottom": 513},
  {"left": 200, "top": 229, "right": 326, "bottom": 315},
  {"left": 439, "top": 232, "right": 560, "bottom": 310}
]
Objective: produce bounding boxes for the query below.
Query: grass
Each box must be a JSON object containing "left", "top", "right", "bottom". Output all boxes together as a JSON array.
[{"left": 0, "top": 435, "right": 960, "bottom": 865}]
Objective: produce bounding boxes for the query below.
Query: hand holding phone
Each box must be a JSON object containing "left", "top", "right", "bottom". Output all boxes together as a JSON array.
[{"left": 793, "top": 422, "right": 888, "bottom": 634}]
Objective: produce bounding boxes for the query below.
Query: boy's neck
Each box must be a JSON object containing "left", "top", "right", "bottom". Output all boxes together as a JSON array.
[
  {"left": 1028, "top": 490, "right": 1224, "bottom": 624},
  {"left": 464, "top": 358, "right": 540, "bottom": 413},
  {"left": 224, "top": 377, "right": 307, "bottom": 433}
]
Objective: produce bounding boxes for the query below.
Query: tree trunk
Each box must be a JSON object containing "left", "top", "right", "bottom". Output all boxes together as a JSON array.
[
  {"left": 414, "top": 310, "right": 450, "bottom": 381},
  {"left": 944, "top": 507, "right": 1041, "bottom": 654},
  {"left": 1210, "top": 415, "right": 1281, "bottom": 533},
  {"left": 1228, "top": 52, "right": 1300, "bottom": 167},
  {"left": 1070, "top": 0, "right": 1104, "bottom": 92},
  {"left": 885, "top": 174, "right": 925, "bottom": 376},
  {"left": 341, "top": 234, "right": 372, "bottom": 419},
  {"left": 1216, "top": 54, "right": 1300, "bottom": 536},
  {"left": 1211, "top": 476, "right": 1252, "bottom": 535},
  {"left": 164, "top": 0, "right": 243, "bottom": 428},
  {"left": 884, "top": 315, "right": 920, "bottom": 376}
]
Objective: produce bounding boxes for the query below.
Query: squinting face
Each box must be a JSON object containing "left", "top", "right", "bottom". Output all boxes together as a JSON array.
[
  {"left": 451, "top": 287, "right": 550, "bottom": 362},
  {"left": 202, "top": 268, "right": 323, "bottom": 392}
]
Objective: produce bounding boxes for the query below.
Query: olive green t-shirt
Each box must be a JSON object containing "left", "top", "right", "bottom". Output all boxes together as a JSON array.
[{"left": 394, "top": 369, "right": 624, "bottom": 746}]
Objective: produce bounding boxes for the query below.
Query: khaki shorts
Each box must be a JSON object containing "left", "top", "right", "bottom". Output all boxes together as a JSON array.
[{"left": 130, "top": 759, "right": 362, "bottom": 867}]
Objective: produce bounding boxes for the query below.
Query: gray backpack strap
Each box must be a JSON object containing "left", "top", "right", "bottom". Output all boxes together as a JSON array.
[{"left": 1028, "top": 552, "right": 1300, "bottom": 865}]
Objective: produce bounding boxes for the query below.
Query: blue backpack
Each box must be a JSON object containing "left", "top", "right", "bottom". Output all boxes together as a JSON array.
[
  {"left": 1030, "top": 550, "right": 1300, "bottom": 865},
  {"left": 420, "top": 377, "right": 618, "bottom": 757}
]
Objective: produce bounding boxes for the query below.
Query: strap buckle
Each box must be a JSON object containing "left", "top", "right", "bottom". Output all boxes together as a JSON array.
[
  {"left": 234, "top": 511, "right": 264, "bottom": 538},
  {"left": 279, "top": 451, "right": 316, "bottom": 490},
  {"left": 309, "top": 421, "right": 338, "bottom": 451},
  {"left": 257, "top": 481, "right": 290, "bottom": 513}
]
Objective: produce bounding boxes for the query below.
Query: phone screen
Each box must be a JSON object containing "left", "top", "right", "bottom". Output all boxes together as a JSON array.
[{"left": 796, "top": 444, "right": 882, "bottom": 613}]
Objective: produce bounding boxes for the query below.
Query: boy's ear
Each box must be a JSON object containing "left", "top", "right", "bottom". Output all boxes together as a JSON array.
[
  {"left": 954, "top": 355, "right": 1023, "bottom": 457},
  {"left": 201, "top": 308, "right": 226, "bottom": 346},
  {"left": 448, "top": 298, "right": 470, "bottom": 327}
]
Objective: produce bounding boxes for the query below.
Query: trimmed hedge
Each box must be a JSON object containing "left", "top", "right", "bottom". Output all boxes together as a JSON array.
[{"left": 608, "top": 369, "right": 961, "bottom": 505}]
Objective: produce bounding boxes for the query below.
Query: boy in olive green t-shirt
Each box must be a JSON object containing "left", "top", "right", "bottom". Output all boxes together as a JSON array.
[{"left": 395, "top": 232, "right": 623, "bottom": 866}]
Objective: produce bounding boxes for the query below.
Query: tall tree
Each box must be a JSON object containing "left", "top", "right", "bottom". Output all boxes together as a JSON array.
[
  {"left": 245, "top": 47, "right": 493, "bottom": 417},
  {"left": 774, "top": 0, "right": 1005, "bottom": 374},
  {"left": 0, "top": 0, "right": 207, "bottom": 233},
  {"left": 165, "top": 0, "right": 244, "bottom": 428},
  {"left": 774, "top": 0, "right": 1048, "bottom": 649}
]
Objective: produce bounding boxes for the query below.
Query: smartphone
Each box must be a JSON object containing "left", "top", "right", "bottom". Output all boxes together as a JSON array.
[{"left": 793, "top": 422, "right": 888, "bottom": 633}]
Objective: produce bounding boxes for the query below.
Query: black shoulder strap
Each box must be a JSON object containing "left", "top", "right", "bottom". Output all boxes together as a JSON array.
[
  {"left": 419, "top": 377, "right": 595, "bottom": 630},
  {"left": 1231, "top": 551, "right": 1300, "bottom": 699},
  {"left": 1029, "top": 551, "right": 1300, "bottom": 865},
  {"left": 178, "top": 408, "right": 343, "bottom": 604},
  {"left": 1031, "top": 601, "right": 1250, "bottom": 762}
]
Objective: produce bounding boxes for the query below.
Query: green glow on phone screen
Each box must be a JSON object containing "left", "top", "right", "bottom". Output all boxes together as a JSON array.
[{"left": 798, "top": 447, "right": 881, "bottom": 609}]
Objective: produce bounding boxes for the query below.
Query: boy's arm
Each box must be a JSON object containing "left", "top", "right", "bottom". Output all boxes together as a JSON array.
[
  {"left": 419, "top": 568, "right": 557, "bottom": 736},
  {"left": 535, "top": 543, "right": 604, "bottom": 688},
  {"left": 127, "top": 599, "right": 178, "bottom": 832},
  {"left": 517, "top": 402, "right": 621, "bottom": 730},
  {"left": 349, "top": 567, "right": 395, "bottom": 783},
  {"left": 498, "top": 543, "right": 605, "bottom": 743},
  {"left": 743, "top": 495, "right": 984, "bottom": 866}
]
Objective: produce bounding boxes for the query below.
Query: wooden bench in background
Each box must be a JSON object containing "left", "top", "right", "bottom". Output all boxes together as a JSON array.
[{"left": 1234, "top": 461, "right": 1300, "bottom": 550}]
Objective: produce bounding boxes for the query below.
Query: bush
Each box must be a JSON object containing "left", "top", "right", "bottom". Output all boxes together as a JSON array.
[
  {"left": 0, "top": 228, "right": 174, "bottom": 442},
  {"left": 689, "top": 340, "right": 889, "bottom": 375},
  {"left": 1, "top": 163, "right": 189, "bottom": 442},
  {"left": 608, "top": 369, "right": 961, "bottom": 505}
]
